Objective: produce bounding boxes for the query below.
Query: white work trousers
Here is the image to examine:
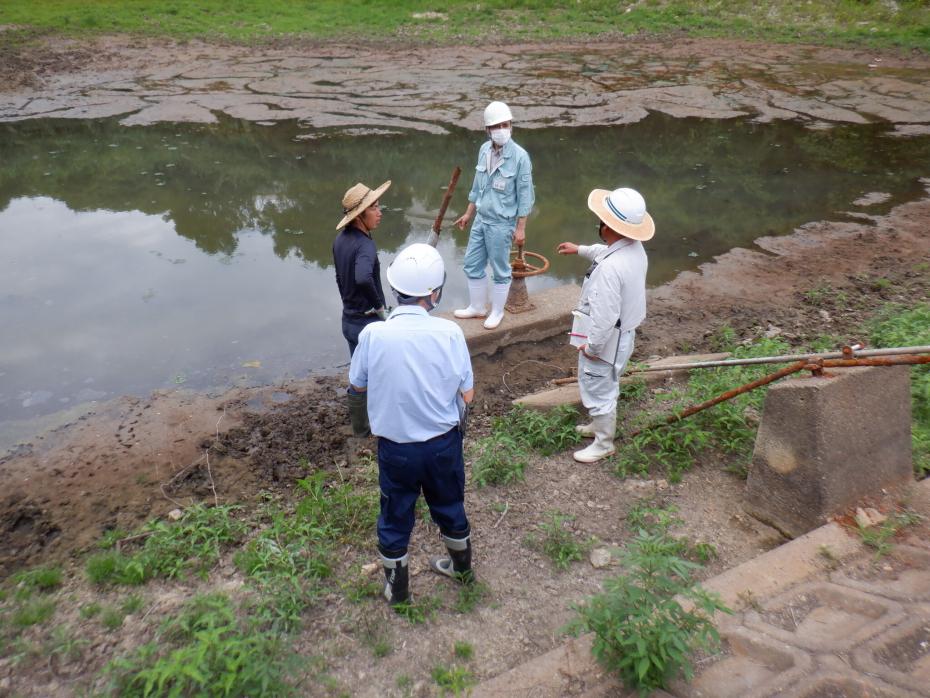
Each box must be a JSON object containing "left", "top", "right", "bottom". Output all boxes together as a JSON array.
[{"left": 578, "top": 330, "right": 636, "bottom": 417}]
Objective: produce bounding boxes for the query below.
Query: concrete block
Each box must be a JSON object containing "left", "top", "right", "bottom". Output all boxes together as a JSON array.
[
  {"left": 746, "top": 366, "right": 913, "bottom": 538},
  {"left": 514, "top": 384, "right": 582, "bottom": 411},
  {"left": 440, "top": 284, "right": 581, "bottom": 357}
]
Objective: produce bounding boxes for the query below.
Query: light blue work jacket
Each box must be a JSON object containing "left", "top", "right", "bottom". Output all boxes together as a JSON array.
[{"left": 467, "top": 139, "right": 535, "bottom": 224}]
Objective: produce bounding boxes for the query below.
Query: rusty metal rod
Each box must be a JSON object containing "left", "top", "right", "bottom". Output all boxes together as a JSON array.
[
  {"left": 627, "top": 345, "right": 930, "bottom": 373},
  {"left": 627, "top": 360, "right": 810, "bottom": 438},
  {"left": 626, "top": 354, "right": 930, "bottom": 439},
  {"left": 807, "top": 355, "right": 930, "bottom": 370}
]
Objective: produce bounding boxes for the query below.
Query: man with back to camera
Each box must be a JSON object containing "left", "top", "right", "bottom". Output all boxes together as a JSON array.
[
  {"left": 348, "top": 243, "right": 476, "bottom": 606},
  {"left": 453, "top": 100, "right": 535, "bottom": 330},
  {"left": 557, "top": 187, "right": 653, "bottom": 463}
]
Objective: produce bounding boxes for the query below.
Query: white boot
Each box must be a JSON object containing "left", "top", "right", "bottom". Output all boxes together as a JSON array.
[
  {"left": 483, "top": 282, "right": 511, "bottom": 330},
  {"left": 454, "top": 278, "right": 488, "bottom": 319},
  {"left": 573, "top": 411, "right": 616, "bottom": 463},
  {"left": 575, "top": 422, "right": 595, "bottom": 438}
]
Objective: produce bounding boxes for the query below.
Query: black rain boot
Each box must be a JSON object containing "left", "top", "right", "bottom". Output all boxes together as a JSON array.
[
  {"left": 381, "top": 552, "right": 409, "bottom": 606},
  {"left": 429, "top": 533, "right": 474, "bottom": 585},
  {"left": 346, "top": 387, "right": 370, "bottom": 437}
]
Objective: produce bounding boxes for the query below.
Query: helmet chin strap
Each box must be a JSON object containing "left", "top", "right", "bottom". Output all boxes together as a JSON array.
[{"left": 392, "top": 286, "right": 443, "bottom": 312}]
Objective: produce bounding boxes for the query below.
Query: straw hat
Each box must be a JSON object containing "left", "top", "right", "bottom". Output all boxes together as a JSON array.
[
  {"left": 587, "top": 187, "right": 655, "bottom": 241},
  {"left": 336, "top": 180, "right": 391, "bottom": 230}
]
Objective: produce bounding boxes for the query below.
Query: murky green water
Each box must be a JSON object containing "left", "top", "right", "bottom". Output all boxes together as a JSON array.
[{"left": 2, "top": 114, "right": 929, "bottom": 424}]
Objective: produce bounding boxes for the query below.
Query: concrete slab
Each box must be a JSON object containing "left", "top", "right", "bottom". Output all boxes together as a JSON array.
[{"left": 440, "top": 283, "right": 581, "bottom": 357}]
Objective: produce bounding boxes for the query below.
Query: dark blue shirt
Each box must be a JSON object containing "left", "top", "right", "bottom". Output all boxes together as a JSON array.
[{"left": 332, "top": 224, "right": 386, "bottom": 317}]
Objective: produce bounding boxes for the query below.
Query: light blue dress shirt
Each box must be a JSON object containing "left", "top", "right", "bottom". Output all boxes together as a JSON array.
[
  {"left": 349, "top": 305, "right": 474, "bottom": 444},
  {"left": 467, "top": 139, "right": 535, "bottom": 224}
]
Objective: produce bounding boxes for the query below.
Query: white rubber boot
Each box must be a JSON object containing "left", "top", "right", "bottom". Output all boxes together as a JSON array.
[
  {"left": 575, "top": 422, "right": 596, "bottom": 438},
  {"left": 573, "top": 411, "right": 616, "bottom": 463},
  {"left": 454, "top": 278, "right": 488, "bottom": 319},
  {"left": 483, "top": 281, "right": 511, "bottom": 329}
]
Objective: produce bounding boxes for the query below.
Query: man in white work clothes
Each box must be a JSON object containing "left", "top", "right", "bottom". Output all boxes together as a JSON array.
[
  {"left": 349, "top": 243, "right": 476, "bottom": 606},
  {"left": 557, "top": 187, "right": 653, "bottom": 463}
]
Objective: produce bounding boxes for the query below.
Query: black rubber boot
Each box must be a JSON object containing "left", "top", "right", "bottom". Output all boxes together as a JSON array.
[
  {"left": 380, "top": 552, "right": 409, "bottom": 606},
  {"left": 429, "top": 533, "right": 474, "bottom": 585},
  {"left": 346, "top": 387, "right": 370, "bottom": 437}
]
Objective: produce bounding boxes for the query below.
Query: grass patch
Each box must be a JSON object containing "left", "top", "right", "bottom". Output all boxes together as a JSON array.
[
  {"left": 85, "top": 504, "right": 246, "bottom": 586},
  {"left": 857, "top": 509, "right": 923, "bottom": 559},
  {"left": 103, "top": 593, "right": 298, "bottom": 697},
  {"left": 526, "top": 511, "right": 592, "bottom": 570},
  {"left": 12, "top": 565, "right": 63, "bottom": 594},
  {"left": 0, "top": 1, "right": 927, "bottom": 50},
  {"left": 614, "top": 337, "right": 791, "bottom": 482},
  {"left": 11, "top": 598, "right": 56, "bottom": 628},
  {"left": 869, "top": 303, "right": 930, "bottom": 478},
  {"left": 431, "top": 663, "right": 475, "bottom": 697},
  {"left": 470, "top": 405, "right": 581, "bottom": 487}
]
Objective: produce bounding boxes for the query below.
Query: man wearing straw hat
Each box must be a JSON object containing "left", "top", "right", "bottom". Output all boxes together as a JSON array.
[
  {"left": 334, "top": 180, "right": 391, "bottom": 437},
  {"left": 557, "top": 187, "right": 653, "bottom": 463}
]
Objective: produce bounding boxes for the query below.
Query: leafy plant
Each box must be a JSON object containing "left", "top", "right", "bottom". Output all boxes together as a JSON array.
[
  {"left": 103, "top": 593, "right": 298, "bottom": 698},
  {"left": 572, "top": 527, "right": 730, "bottom": 695},
  {"left": 453, "top": 641, "right": 474, "bottom": 660},
  {"left": 527, "top": 512, "right": 591, "bottom": 570},
  {"left": 86, "top": 505, "right": 246, "bottom": 585},
  {"left": 469, "top": 432, "right": 528, "bottom": 487},
  {"left": 857, "top": 510, "right": 923, "bottom": 559},
  {"left": 501, "top": 405, "right": 582, "bottom": 456},
  {"left": 453, "top": 579, "right": 490, "bottom": 614}
]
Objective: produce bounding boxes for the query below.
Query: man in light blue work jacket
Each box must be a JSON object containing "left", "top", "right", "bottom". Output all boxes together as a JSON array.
[{"left": 453, "top": 100, "right": 535, "bottom": 330}]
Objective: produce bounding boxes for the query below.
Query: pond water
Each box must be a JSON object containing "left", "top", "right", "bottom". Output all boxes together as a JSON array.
[{"left": 2, "top": 114, "right": 929, "bottom": 425}]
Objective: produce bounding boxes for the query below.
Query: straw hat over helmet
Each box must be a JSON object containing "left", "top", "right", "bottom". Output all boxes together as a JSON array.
[
  {"left": 336, "top": 180, "right": 391, "bottom": 230},
  {"left": 587, "top": 187, "right": 655, "bottom": 241}
]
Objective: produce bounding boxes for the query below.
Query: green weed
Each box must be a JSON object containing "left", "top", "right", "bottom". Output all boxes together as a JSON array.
[
  {"left": 501, "top": 405, "right": 582, "bottom": 456},
  {"left": 870, "top": 303, "right": 930, "bottom": 478},
  {"left": 101, "top": 606, "right": 124, "bottom": 631},
  {"left": 527, "top": 512, "right": 591, "bottom": 570},
  {"left": 431, "top": 663, "right": 475, "bottom": 697},
  {"left": 86, "top": 504, "right": 246, "bottom": 585},
  {"left": 452, "top": 579, "right": 490, "bottom": 614},
  {"left": 47, "top": 626, "right": 88, "bottom": 663},
  {"left": 470, "top": 433, "right": 527, "bottom": 487},
  {"left": 79, "top": 601, "right": 102, "bottom": 619},
  {"left": 857, "top": 510, "right": 923, "bottom": 559},
  {"left": 12, "top": 598, "right": 56, "bottom": 628},
  {"left": 122, "top": 593, "right": 145, "bottom": 615},
  {"left": 12, "top": 565, "right": 63, "bottom": 593},
  {"left": 103, "top": 593, "right": 298, "bottom": 697},
  {"left": 393, "top": 594, "right": 441, "bottom": 624},
  {"left": 454, "top": 641, "right": 474, "bottom": 661},
  {"left": 615, "top": 337, "right": 791, "bottom": 482},
  {"left": 571, "top": 525, "right": 730, "bottom": 695}
]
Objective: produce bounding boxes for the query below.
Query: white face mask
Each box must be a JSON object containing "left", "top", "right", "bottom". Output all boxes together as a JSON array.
[{"left": 489, "top": 127, "right": 511, "bottom": 146}]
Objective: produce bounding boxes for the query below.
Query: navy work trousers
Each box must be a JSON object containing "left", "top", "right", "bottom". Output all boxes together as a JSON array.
[
  {"left": 342, "top": 314, "right": 379, "bottom": 357},
  {"left": 377, "top": 428, "right": 469, "bottom": 555}
]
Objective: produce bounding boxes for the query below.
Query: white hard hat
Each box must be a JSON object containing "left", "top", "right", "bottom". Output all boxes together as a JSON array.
[
  {"left": 483, "top": 101, "right": 514, "bottom": 127},
  {"left": 387, "top": 243, "right": 446, "bottom": 298}
]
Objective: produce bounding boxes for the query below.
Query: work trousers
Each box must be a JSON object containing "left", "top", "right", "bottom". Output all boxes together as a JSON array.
[
  {"left": 377, "top": 428, "right": 469, "bottom": 555},
  {"left": 462, "top": 217, "right": 515, "bottom": 284},
  {"left": 342, "top": 314, "right": 380, "bottom": 357},
  {"left": 578, "top": 330, "right": 636, "bottom": 417}
]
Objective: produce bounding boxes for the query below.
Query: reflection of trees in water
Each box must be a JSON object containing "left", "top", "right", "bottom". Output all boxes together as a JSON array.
[{"left": 2, "top": 115, "right": 929, "bottom": 272}]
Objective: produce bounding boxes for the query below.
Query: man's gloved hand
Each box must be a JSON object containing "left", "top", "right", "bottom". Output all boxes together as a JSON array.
[{"left": 375, "top": 307, "right": 388, "bottom": 321}]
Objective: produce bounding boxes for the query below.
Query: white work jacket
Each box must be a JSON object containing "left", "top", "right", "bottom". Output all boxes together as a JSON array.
[{"left": 575, "top": 238, "right": 648, "bottom": 361}]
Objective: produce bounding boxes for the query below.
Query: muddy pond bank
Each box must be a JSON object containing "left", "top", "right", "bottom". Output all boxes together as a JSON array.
[{"left": 3, "top": 182, "right": 929, "bottom": 576}]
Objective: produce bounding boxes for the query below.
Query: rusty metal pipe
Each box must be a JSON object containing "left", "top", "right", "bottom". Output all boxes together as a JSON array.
[
  {"left": 627, "top": 345, "right": 930, "bottom": 374},
  {"left": 807, "top": 355, "right": 930, "bottom": 370},
  {"left": 627, "top": 360, "right": 810, "bottom": 439}
]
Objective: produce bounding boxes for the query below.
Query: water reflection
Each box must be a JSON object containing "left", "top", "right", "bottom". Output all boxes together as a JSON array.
[{"left": 1, "top": 115, "right": 929, "bottom": 423}]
